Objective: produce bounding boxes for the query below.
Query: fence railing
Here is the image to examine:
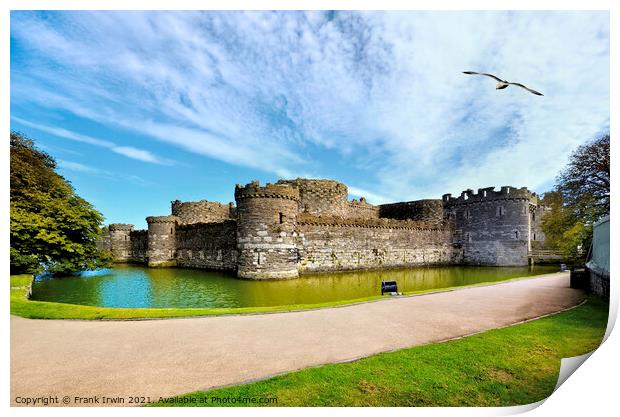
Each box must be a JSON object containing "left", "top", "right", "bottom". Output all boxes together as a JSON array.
[{"left": 527, "top": 250, "right": 563, "bottom": 258}]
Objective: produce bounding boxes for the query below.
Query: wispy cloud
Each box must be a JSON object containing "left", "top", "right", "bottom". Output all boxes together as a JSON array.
[
  {"left": 11, "top": 11, "right": 609, "bottom": 202},
  {"left": 11, "top": 116, "right": 175, "bottom": 166},
  {"left": 348, "top": 186, "right": 390, "bottom": 205},
  {"left": 57, "top": 159, "right": 149, "bottom": 185}
]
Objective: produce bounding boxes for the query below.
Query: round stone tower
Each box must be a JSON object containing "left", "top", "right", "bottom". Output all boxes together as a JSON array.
[
  {"left": 108, "top": 224, "right": 133, "bottom": 262},
  {"left": 443, "top": 186, "right": 536, "bottom": 266},
  {"left": 235, "top": 180, "right": 300, "bottom": 279},
  {"left": 146, "top": 215, "right": 178, "bottom": 267},
  {"left": 276, "top": 178, "right": 348, "bottom": 216}
]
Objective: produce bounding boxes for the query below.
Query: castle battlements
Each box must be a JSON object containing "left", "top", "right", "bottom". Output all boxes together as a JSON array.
[
  {"left": 442, "top": 186, "right": 538, "bottom": 205},
  {"left": 101, "top": 179, "right": 548, "bottom": 278},
  {"left": 146, "top": 215, "right": 179, "bottom": 224},
  {"left": 234, "top": 180, "right": 300, "bottom": 201},
  {"left": 109, "top": 223, "right": 134, "bottom": 231},
  {"left": 171, "top": 199, "right": 235, "bottom": 224}
]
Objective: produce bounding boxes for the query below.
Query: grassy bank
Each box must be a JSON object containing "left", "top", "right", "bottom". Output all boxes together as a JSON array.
[
  {"left": 11, "top": 272, "right": 565, "bottom": 320},
  {"left": 151, "top": 297, "right": 608, "bottom": 407}
]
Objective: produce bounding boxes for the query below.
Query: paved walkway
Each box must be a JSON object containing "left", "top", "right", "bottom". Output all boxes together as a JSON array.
[{"left": 11, "top": 272, "right": 583, "bottom": 406}]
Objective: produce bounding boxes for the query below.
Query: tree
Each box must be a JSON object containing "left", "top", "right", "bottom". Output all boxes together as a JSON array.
[
  {"left": 10, "top": 131, "right": 111, "bottom": 275},
  {"left": 540, "top": 191, "right": 592, "bottom": 266},
  {"left": 557, "top": 134, "right": 609, "bottom": 223},
  {"left": 541, "top": 134, "right": 610, "bottom": 266}
]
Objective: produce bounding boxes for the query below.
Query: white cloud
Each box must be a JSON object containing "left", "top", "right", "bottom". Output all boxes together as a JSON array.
[
  {"left": 57, "top": 159, "right": 149, "bottom": 185},
  {"left": 11, "top": 116, "right": 174, "bottom": 165},
  {"left": 11, "top": 11, "right": 609, "bottom": 201},
  {"left": 347, "top": 186, "right": 390, "bottom": 205}
]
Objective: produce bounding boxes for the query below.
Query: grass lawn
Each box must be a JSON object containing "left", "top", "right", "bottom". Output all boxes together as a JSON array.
[
  {"left": 150, "top": 297, "right": 608, "bottom": 407},
  {"left": 10, "top": 272, "right": 565, "bottom": 320}
]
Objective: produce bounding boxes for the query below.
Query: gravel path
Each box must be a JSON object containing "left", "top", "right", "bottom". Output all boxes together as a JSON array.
[{"left": 11, "top": 272, "right": 583, "bottom": 406}]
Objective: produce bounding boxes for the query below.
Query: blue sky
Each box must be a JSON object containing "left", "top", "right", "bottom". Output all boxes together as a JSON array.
[{"left": 10, "top": 11, "right": 609, "bottom": 229}]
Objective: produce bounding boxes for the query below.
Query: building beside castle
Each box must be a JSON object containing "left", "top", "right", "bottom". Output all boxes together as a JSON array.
[{"left": 100, "top": 178, "right": 548, "bottom": 279}]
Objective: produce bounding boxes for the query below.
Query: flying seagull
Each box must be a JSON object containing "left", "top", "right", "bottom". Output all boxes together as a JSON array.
[{"left": 463, "top": 71, "right": 544, "bottom": 96}]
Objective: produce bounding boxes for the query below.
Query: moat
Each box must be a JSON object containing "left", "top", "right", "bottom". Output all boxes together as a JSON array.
[{"left": 31, "top": 265, "right": 559, "bottom": 309}]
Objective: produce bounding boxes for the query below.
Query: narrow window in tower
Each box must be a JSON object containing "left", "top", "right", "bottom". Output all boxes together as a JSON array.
[
  {"left": 515, "top": 231, "right": 519, "bottom": 239},
  {"left": 532, "top": 212, "right": 536, "bottom": 221},
  {"left": 279, "top": 212, "right": 284, "bottom": 224},
  {"left": 534, "top": 233, "right": 537, "bottom": 241}
]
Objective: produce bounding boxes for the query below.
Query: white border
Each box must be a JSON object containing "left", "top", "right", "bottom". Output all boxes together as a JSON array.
[{"left": 2, "top": 2, "right": 617, "bottom": 417}]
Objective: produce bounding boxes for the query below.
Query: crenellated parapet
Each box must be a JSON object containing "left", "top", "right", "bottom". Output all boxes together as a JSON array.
[
  {"left": 171, "top": 199, "right": 235, "bottom": 224},
  {"left": 109, "top": 223, "right": 134, "bottom": 231},
  {"left": 235, "top": 180, "right": 300, "bottom": 201},
  {"left": 442, "top": 186, "right": 537, "bottom": 206}
]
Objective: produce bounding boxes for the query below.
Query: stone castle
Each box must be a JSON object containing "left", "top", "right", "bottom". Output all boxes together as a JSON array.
[{"left": 100, "top": 178, "right": 548, "bottom": 279}]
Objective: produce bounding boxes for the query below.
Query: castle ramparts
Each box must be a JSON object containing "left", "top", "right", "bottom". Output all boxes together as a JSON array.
[{"left": 101, "top": 178, "right": 548, "bottom": 279}]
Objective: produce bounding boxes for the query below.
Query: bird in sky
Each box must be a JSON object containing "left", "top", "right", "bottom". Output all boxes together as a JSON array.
[{"left": 463, "top": 71, "right": 544, "bottom": 96}]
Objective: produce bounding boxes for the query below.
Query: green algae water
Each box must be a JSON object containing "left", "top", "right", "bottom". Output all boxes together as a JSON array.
[{"left": 31, "top": 264, "right": 559, "bottom": 309}]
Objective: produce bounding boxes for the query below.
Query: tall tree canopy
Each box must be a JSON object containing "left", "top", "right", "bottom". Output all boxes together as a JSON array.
[
  {"left": 541, "top": 134, "right": 610, "bottom": 265},
  {"left": 10, "top": 131, "right": 110, "bottom": 275},
  {"left": 557, "top": 134, "right": 610, "bottom": 222}
]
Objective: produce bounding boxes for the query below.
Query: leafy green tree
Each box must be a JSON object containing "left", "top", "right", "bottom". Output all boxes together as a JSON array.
[
  {"left": 10, "top": 131, "right": 111, "bottom": 275},
  {"left": 541, "top": 134, "right": 609, "bottom": 266},
  {"left": 540, "top": 191, "right": 592, "bottom": 266}
]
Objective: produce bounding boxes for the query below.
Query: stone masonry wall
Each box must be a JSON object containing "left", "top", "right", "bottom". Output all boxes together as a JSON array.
[
  {"left": 175, "top": 221, "right": 238, "bottom": 270},
  {"left": 146, "top": 215, "right": 178, "bottom": 267},
  {"left": 297, "top": 215, "right": 461, "bottom": 273},
  {"left": 531, "top": 205, "right": 549, "bottom": 244},
  {"left": 171, "top": 200, "right": 234, "bottom": 224},
  {"left": 347, "top": 198, "right": 380, "bottom": 219},
  {"left": 444, "top": 186, "right": 535, "bottom": 266},
  {"left": 379, "top": 199, "right": 444, "bottom": 224},
  {"left": 108, "top": 224, "right": 133, "bottom": 262},
  {"left": 129, "top": 230, "right": 148, "bottom": 263},
  {"left": 235, "top": 181, "right": 300, "bottom": 279},
  {"left": 277, "top": 178, "right": 349, "bottom": 217}
]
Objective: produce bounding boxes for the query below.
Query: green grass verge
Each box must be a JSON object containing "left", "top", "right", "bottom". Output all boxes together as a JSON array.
[
  {"left": 10, "top": 274, "right": 34, "bottom": 288},
  {"left": 10, "top": 272, "right": 566, "bottom": 320},
  {"left": 150, "top": 297, "right": 608, "bottom": 407}
]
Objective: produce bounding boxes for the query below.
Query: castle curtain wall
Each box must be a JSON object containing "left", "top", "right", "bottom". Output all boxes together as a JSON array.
[
  {"left": 175, "top": 221, "right": 238, "bottom": 271},
  {"left": 297, "top": 222, "right": 461, "bottom": 273},
  {"left": 129, "top": 230, "right": 148, "bottom": 263}
]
